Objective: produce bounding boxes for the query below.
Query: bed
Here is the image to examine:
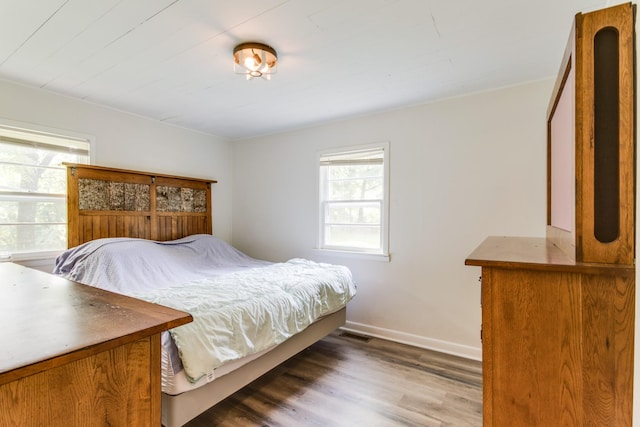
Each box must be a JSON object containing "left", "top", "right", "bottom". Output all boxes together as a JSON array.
[{"left": 55, "top": 164, "right": 356, "bottom": 427}]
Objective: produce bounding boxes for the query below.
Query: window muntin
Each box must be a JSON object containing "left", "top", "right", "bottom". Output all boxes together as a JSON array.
[
  {"left": 319, "top": 144, "right": 388, "bottom": 254},
  {"left": 0, "top": 125, "right": 90, "bottom": 257}
]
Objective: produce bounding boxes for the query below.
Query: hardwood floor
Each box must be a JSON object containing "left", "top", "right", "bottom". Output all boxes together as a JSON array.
[{"left": 185, "top": 331, "right": 482, "bottom": 426}]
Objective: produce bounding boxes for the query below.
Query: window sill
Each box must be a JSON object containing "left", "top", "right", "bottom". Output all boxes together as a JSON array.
[
  {"left": 312, "top": 248, "right": 390, "bottom": 262},
  {"left": 5, "top": 250, "right": 64, "bottom": 262}
]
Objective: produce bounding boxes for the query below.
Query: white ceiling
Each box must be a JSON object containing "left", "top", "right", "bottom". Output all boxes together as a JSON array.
[{"left": 0, "top": 0, "right": 614, "bottom": 140}]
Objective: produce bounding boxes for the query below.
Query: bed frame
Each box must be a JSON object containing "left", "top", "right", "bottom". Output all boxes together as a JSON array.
[{"left": 64, "top": 163, "right": 347, "bottom": 427}]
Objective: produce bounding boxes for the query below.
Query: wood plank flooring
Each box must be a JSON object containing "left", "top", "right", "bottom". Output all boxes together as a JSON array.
[{"left": 185, "top": 331, "right": 482, "bottom": 426}]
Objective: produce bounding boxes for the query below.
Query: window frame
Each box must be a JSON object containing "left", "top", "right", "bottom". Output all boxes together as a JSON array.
[
  {"left": 317, "top": 142, "right": 390, "bottom": 260},
  {"left": 0, "top": 118, "right": 94, "bottom": 261}
]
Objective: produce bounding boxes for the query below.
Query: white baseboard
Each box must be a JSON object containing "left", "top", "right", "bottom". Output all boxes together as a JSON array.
[{"left": 341, "top": 320, "right": 482, "bottom": 361}]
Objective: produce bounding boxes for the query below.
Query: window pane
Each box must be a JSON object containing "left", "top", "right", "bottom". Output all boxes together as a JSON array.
[
  {"left": 0, "top": 223, "right": 66, "bottom": 252},
  {"left": 0, "top": 199, "right": 66, "bottom": 222},
  {"left": 0, "top": 199, "right": 67, "bottom": 252},
  {"left": 327, "top": 176, "right": 383, "bottom": 200},
  {"left": 1, "top": 163, "right": 68, "bottom": 194},
  {"left": 1, "top": 142, "right": 87, "bottom": 194},
  {"left": 0, "top": 127, "right": 90, "bottom": 255},
  {"left": 326, "top": 203, "right": 380, "bottom": 224},
  {"left": 324, "top": 225, "right": 381, "bottom": 250}
]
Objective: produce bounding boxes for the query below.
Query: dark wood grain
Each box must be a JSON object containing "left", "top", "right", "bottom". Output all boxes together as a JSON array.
[{"left": 186, "top": 331, "right": 482, "bottom": 426}]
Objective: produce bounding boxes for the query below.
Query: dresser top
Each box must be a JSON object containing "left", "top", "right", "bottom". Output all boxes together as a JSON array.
[
  {"left": 465, "top": 236, "right": 634, "bottom": 276},
  {"left": 0, "top": 262, "right": 192, "bottom": 385}
]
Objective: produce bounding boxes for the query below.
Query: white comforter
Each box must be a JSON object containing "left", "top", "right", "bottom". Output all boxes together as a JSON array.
[{"left": 133, "top": 258, "right": 355, "bottom": 383}]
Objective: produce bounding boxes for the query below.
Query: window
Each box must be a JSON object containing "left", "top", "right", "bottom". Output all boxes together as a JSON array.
[
  {"left": 0, "top": 123, "right": 91, "bottom": 259},
  {"left": 318, "top": 143, "right": 389, "bottom": 256}
]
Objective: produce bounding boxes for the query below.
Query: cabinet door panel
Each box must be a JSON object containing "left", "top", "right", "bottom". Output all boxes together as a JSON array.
[
  {"left": 487, "top": 268, "right": 582, "bottom": 426},
  {"left": 0, "top": 338, "right": 155, "bottom": 427}
]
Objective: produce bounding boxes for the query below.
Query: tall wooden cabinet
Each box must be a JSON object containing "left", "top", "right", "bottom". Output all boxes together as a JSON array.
[{"left": 466, "top": 3, "right": 635, "bottom": 426}]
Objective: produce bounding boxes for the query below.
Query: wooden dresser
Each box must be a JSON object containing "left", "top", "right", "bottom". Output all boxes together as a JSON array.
[
  {"left": 0, "top": 262, "right": 192, "bottom": 426},
  {"left": 466, "top": 237, "right": 634, "bottom": 425},
  {"left": 466, "top": 3, "right": 635, "bottom": 426}
]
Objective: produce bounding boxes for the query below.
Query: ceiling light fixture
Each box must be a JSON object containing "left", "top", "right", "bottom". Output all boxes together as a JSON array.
[{"left": 233, "top": 42, "right": 278, "bottom": 80}]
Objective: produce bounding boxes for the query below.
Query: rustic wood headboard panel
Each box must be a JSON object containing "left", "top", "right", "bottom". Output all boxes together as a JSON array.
[{"left": 64, "top": 163, "right": 216, "bottom": 248}]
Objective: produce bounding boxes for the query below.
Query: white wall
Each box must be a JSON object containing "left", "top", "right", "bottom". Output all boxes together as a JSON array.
[
  {"left": 0, "top": 79, "right": 233, "bottom": 244},
  {"left": 232, "top": 79, "right": 551, "bottom": 358}
]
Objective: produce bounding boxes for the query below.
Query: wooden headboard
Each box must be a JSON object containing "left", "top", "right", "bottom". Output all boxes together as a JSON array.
[{"left": 65, "top": 163, "right": 216, "bottom": 248}]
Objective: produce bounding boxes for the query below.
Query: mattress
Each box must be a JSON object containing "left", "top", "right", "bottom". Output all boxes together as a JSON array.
[
  {"left": 160, "top": 304, "right": 346, "bottom": 395},
  {"left": 161, "top": 330, "right": 271, "bottom": 395}
]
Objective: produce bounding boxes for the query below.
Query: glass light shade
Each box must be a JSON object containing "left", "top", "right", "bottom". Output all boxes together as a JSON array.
[{"left": 233, "top": 42, "right": 277, "bottom": 80}]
